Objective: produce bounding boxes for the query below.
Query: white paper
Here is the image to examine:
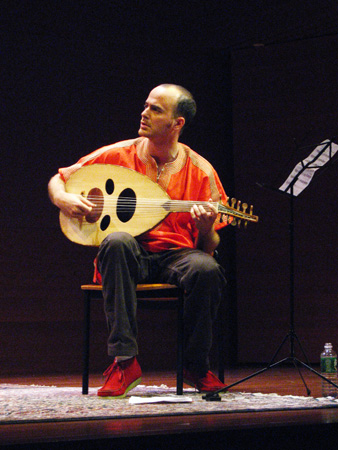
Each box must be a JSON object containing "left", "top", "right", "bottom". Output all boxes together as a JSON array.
[
  {"left": 129, "top": 395, "right": 193, "bottom": 404},
  {"left": 279, "top": 140, "right": 338, "bottom": 196}
]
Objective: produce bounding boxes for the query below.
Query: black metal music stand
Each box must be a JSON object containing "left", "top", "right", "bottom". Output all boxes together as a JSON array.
[{"left": 204, "top": 139, "right": 338, "bottom": 401}]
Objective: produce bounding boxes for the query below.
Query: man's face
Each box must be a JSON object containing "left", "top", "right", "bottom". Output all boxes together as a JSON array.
[{"left": 138, "top": 86, "right": 180, "bottom": 141}]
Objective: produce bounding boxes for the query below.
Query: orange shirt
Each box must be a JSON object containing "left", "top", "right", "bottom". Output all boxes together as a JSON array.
[{"left": 59, "top": 137, "right": 229, "bottom": 253}]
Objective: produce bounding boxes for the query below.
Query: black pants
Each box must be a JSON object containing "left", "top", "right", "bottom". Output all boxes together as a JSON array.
[{"left": 97, "top": 232, "right": 227, "bottom": 375}]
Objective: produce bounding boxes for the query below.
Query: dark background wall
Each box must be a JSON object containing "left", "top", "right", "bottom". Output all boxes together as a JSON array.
[
  {"left": 1, "top": 1, "right": 338, "bottom": 375},
  {"left": 231, "top": 35, "right": 338, "bottom": 363}
]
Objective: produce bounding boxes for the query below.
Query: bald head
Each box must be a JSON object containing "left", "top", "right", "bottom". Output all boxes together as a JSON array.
[{"left": 154, "top": 84, "right": 197, "bottom": 132}]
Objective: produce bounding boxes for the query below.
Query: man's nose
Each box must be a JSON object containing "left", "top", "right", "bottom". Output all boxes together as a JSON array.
[{"left": 141, "top": 106, "right": 149, "bottom": 117}]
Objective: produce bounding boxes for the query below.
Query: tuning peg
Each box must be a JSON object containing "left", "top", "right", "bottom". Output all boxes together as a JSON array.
[{"left": 231, "top": 198, "right": 236, "bottom": 208}]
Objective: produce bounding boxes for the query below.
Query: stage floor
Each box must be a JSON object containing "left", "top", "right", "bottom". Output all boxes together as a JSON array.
[{"left": 1, "top": 365, "right": 338, "bottom": 449}]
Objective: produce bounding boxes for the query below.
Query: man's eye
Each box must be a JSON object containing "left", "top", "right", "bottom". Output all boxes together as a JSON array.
[{"left": 143, "top": 103, "right": 161, "bottom": 113}]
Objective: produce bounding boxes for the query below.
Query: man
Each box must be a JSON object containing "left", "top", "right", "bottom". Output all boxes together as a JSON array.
[{"left": 48, "top": 84, "right": 228, "bottom": 398}]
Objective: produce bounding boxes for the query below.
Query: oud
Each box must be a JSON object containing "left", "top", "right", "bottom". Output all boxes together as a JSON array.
[{"left": 60, "top": 164, "right": 258, "bottom": 246}]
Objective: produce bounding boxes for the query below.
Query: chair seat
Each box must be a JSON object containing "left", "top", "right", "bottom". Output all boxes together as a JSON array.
[{"left": 81, "top": 283, "right": 179, "bottom": 291}]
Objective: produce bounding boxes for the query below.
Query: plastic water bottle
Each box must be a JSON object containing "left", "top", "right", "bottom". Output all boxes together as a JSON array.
[{"left": 320, "top": 343, "right": 338, "bottom": 398}]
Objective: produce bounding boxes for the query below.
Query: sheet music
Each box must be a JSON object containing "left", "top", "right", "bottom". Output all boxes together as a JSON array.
[
  {"left": 129, "top": 395, "right": 193, "bottom": 404},
  {"left": 279, "top": 140, "right": 338, "bottom": 196}
]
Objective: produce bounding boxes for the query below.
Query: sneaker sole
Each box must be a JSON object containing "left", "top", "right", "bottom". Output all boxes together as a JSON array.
[
  {"left": 98, "top": 377, "right": 142, "bottom": 399},
  {"left": 183, "top": 377, "right": 200, "bottom": 391},
  {"left": 183, "top": 377, "right": 226, "bottom": 393}
]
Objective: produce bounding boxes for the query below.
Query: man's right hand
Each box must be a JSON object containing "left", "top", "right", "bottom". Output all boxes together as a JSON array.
[
  {"left": 56, "top": 192, "right": 96, "bottom": 219},
  {"left": 48, "top": 173, "right": 96, "bottom": 219}
]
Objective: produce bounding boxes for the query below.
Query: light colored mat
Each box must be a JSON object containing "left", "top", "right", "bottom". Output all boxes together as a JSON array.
[{"left": 1, "top": 383, "right": 338, "bottom": 424}]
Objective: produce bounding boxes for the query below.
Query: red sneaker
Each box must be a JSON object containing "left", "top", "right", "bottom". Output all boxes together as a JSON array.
[
  {"left": 98, "top": 357, "right": 142, "bottom": 398},
  {"left": 183, "top": 369, "right": 226, "bottom": 392}
]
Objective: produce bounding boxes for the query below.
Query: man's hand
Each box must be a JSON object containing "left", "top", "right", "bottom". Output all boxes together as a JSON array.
[
  {"left": 48, "top": 173, "right": 95, "bottom": 218},
  {"left": 56, "top": 192, "right": 95, "bottom": 219},
  {"left": 191, "top": 199, "right": 220, "bottom": 254},
  {"left": 190, "top": 199, "right": 218, "bottom": 236}
]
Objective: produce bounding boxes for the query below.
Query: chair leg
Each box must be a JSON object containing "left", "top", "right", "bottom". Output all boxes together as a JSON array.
[
  {"left": 176, "top": 291, "right": 184, "bottom": 395},
  {"left": 216, "top": 305, "right": 225, "bottom": 383},
  {"left": 82, "top": 292, "right": 91, "bottom": 395},
  {"left": 217, "top": 333, "right": 225, "bottom": 383}
]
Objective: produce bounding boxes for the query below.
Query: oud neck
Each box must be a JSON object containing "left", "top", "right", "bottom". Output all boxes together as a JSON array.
[
  {"left": 163, "top": 199, "right": 258, "bottom": 223},
  {"left": 163, "top": 200, "right": 218, "bottom": 213}
]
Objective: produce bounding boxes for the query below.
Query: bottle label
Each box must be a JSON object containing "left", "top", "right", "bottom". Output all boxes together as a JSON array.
[{"left": 321, "top": 357, "right": 337, "bottom": 373}]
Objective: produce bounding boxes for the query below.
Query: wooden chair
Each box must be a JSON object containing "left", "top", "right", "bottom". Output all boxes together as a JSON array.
[{"left": 81, "top": 283, "right": 225, "bottom": 395}]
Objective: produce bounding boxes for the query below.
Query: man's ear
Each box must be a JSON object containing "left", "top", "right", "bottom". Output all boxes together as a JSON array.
[{"left": 174, "top": 116, "right": 185, "bottom": 132}]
